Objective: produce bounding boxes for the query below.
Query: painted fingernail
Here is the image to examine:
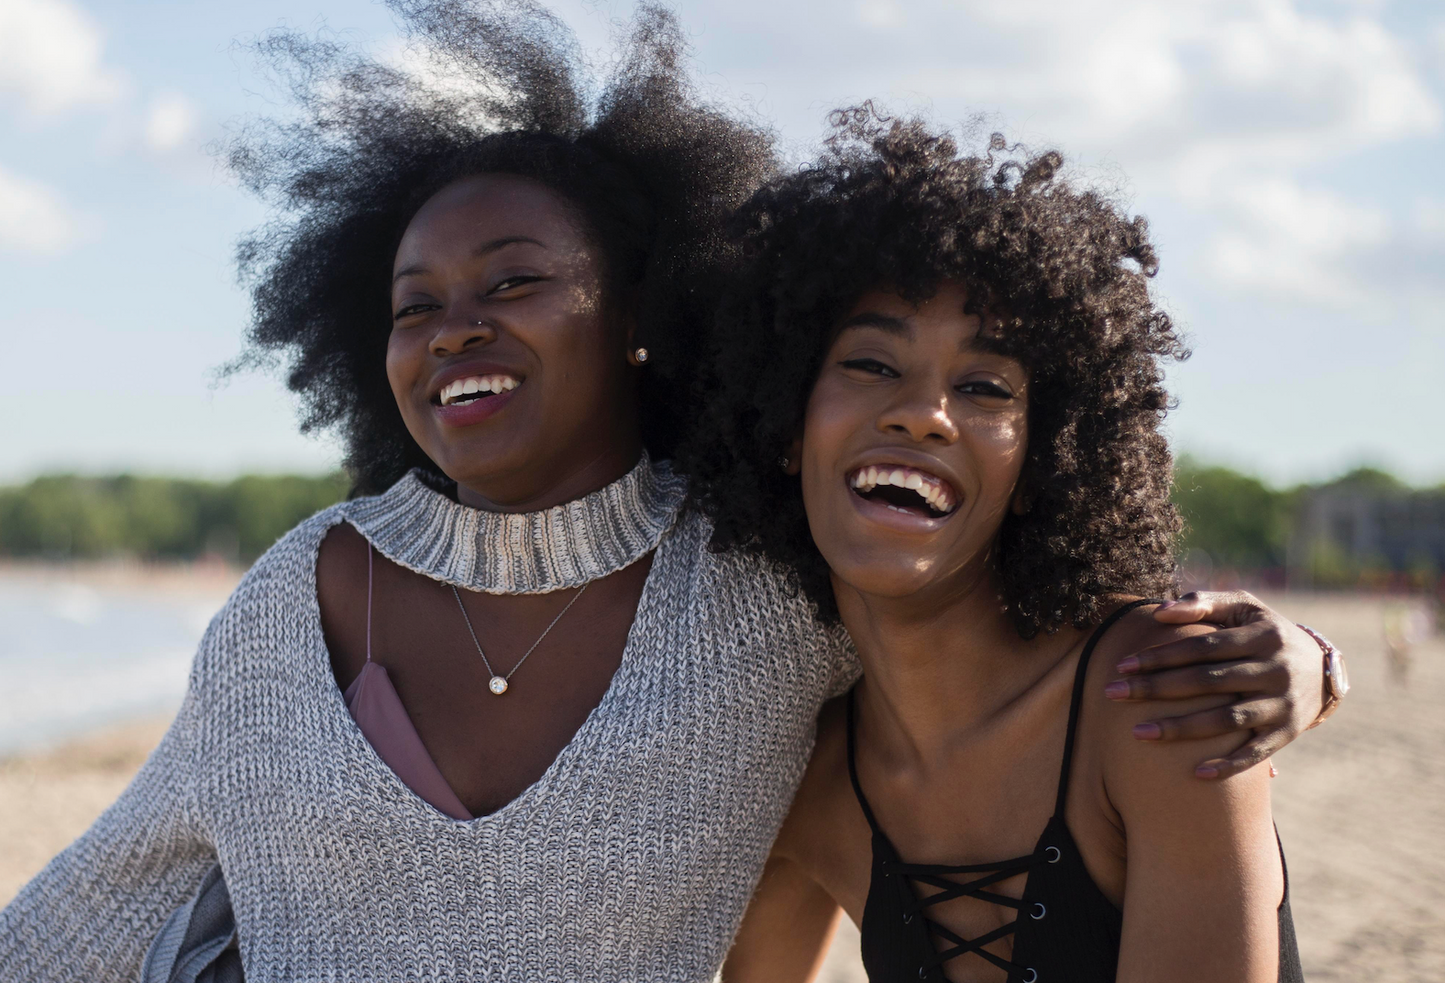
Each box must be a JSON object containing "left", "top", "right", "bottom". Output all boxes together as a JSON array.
[
  {"left": 1104, "top": 681, "right": 1130, "bottom": 699},
  {"left": 1116, "top": 656, "right": 1140, "bottom": 674},
  {"left": 1132, "top": 722, "right": 1162, "bottom": 740},
  {"left": 1196, "top": 764, "right": 1220, "bottom": 779}
]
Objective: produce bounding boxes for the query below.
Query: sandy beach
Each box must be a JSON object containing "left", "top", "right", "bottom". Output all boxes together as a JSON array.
[{"left": 2, "top": 591, "right": 1441, "bottom": 981}]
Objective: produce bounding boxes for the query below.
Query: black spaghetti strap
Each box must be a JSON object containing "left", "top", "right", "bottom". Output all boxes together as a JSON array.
[
  {"left": 1053, "top": 598, "right": 1163, "bottom": 816},
  {"left": 845, "top": 689, "right": 884, "bottom": 835}
]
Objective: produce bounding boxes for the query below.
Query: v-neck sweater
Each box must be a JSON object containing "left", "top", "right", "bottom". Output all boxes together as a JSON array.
[{"left": 0, "top": 457, "right": 858, "bottom": 982}]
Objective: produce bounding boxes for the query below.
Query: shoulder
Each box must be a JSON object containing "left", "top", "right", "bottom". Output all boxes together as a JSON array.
[
  {"left": 1079, "top": 600, "right": 1261, "bottom": 815},
  {"left": 189, "top": 504, "right": 349, "bottom": 684}
]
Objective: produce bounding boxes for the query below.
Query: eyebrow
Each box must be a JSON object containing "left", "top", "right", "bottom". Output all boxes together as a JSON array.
[
  {"left": 838, "top": 310, "right": 1014, "bottom": 357},
  {"left": 392, "top": 235, "right": 548, "bottom": 285},
  {"left": 837, "top": 312, "right": 914, "bottom": 338}
]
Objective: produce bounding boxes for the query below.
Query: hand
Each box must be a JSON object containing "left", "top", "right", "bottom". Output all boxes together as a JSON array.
[{"left": 1105, "top": 591, "right": 1327, "bottom": 780}]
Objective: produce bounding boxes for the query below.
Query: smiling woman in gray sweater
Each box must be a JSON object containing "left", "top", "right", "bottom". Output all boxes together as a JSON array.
[{"left": 0, "top": 3, "right": 1331, "bottom": 980}]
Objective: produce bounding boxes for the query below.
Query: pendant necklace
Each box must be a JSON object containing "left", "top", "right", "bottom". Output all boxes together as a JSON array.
[{"left": 451, "top": 582, "right": 589, "bottom": 695}]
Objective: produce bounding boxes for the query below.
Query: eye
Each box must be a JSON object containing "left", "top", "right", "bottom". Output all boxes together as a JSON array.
[
  {"left": 956, "top": 379, "right": 1014, "bottom": 399},
  {"left": 839, "top": 357, "right": 899, "bottom": 378},
  {"left": 488, "top": 275, "right": 544, "bottom": 294},
  {"left": 393, "top": 302, "right": 439, "bottom": 321}
]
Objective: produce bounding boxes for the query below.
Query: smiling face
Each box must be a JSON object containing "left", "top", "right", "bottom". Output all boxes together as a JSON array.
[
  {"left": 799, "top": 282, "right": 1030, "bottom": 607},
  {"left": 387, "top": 173, "right": 642, "bottom": 510}
]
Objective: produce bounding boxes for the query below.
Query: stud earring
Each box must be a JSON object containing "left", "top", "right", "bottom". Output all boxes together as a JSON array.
[
  {"left": 633, "top": 347, "right": 649, "bottom": 364},
  {"left": 778, "top": 456, "right": 790, "bottom": 470}
]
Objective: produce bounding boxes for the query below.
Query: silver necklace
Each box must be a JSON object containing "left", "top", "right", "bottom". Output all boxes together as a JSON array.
[{"left": 450, "top": 582, "right": 589, "bottom": 695}]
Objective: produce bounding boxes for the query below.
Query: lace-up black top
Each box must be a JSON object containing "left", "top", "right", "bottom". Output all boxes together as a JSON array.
[{"left": 847, "top": 599, "right": 1306, "bottom": 983}]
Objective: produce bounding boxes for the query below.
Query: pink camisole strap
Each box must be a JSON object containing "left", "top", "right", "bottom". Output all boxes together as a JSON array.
[{"left": 343, "top": 543, "right": 473, "bottom": 821}]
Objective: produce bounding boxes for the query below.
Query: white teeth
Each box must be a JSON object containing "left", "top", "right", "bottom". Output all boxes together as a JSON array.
[
  {"left": 440, "top": 375, "right": 521, "bottom": 405},
  {"left": 847, "top": 464, "right": 959, "bottom": 515}
]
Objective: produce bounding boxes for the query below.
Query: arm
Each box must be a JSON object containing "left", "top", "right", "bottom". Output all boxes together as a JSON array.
[
  {"left": 1102, "top": 622, "right": 1285, "bottom": 983},
  {"left": 1106, "top": 590, "right": 1333, "bottom": 778},
  {"left": 722, "top": 852, "right": 842, "bottom": 983},
  {"left": 0, "top": 655, "right": 216, "bottom": 980}
]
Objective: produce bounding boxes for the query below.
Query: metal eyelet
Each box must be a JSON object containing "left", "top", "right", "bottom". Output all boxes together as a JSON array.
[
  {"left": 1021, "top": 969, "right": 1038, "bottom": 983},
  {"left": 1044, "top": 846, "right": 1061, "bottom": 864},
  {"left": 1030, "top": 902, "right": 1047, "bottom": 920}
]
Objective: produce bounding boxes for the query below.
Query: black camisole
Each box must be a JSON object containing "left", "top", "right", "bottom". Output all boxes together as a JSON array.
[{"left": 847, "top": 599, "right": 1306, "bottom": 983}]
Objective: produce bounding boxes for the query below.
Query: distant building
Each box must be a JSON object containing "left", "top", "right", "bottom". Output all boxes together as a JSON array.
[{"left": 1289, "top": 479, "right": 1445, "bottom": 587}]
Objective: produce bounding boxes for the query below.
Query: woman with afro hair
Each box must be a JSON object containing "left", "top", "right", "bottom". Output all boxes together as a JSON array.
[
  {"left": 1, "top": 4, "right": 1333, "bottom": 981},
  {"left": 701, "top": 111, "right": 1315, "bottom": 982}
]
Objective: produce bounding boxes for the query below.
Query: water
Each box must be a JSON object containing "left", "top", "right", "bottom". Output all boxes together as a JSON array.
[{"left": 0, "top": 570, "right": 232, "bottom": 755}]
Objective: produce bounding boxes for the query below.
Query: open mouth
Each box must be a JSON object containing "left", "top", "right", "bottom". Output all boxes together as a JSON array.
[
  {"left": 847, "top": 465, "right": 958, "bottom": 519},
  {"left": 435, "top": 374, "right": 520, "bottom": 407}
]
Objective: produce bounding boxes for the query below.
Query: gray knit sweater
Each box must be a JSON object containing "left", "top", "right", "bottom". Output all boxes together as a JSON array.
[{"left": 0, "top": 457, "right": 857, "bottom": 982}]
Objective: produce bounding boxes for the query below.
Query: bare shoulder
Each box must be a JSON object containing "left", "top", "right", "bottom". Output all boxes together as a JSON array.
[
  {"left": 316, "top": 521, "right": 370, "bottom": 685},
  {"left": 1082, "top": 602, "right": 1258, "bottom": 800}
]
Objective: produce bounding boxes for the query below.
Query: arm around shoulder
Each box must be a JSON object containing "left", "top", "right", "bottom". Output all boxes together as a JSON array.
[{"left": 1098, "top": 618, "right": 1286, "bottom": 983}]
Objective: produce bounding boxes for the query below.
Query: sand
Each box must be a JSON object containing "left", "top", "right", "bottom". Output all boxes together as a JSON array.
[{"left": 2, "top": 591, "right": 1440, "bottom": 981}]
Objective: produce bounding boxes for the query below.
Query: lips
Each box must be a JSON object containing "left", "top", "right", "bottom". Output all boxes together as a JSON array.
[
  {"left": 846, "top": 464, "right": 958, "bottom": 518},
  {"left": 427, "top": 363, "right": 525, "bottom": 428}
]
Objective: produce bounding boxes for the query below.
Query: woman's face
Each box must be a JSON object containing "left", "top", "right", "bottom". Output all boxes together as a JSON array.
[
  {"left": 799, "top": 281, "right": 1030, "bottom": 606},
  {"left": 388, "top": 173, "right": 641, "bottom": 510}
]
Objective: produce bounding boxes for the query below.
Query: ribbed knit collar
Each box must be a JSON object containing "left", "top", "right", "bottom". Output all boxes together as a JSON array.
[{"left": 342, "top": 454, "right": 686, "bottom": 594}]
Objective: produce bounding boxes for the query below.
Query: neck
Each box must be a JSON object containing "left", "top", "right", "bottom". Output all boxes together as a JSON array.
[
  {"left": 455, "top": 433, "right": 644, "bottom": 513},
  {"left": 835, "top": 565, "right": 1080, "bottom": 767}
]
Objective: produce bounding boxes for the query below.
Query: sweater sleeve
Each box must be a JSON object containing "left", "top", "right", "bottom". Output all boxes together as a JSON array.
[{"left": 0, "top": 650, "right": 216, "bottom": 980}]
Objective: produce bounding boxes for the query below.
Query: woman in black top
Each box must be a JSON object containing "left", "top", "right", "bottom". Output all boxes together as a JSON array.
[{"left": 688, "top": 111, "right": 1314, "bottom": 982}]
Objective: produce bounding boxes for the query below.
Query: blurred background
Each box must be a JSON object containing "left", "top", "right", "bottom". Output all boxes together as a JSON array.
[{"left": 1, "top": 1, "right": 1442, "bottom": 980}]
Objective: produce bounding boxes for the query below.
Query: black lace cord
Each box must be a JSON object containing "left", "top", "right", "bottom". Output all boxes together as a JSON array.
[{"left": 887, "top": 856, "right": 1040, "bottom": 979}]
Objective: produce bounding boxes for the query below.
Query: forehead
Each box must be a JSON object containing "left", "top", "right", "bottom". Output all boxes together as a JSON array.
[{"left": 396, "top": 174, "right": 584, "bottom": 260}]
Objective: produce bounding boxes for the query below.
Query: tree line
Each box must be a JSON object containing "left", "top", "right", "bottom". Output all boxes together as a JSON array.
[{"left": 0, "top": 462, "right": 1437, "bottom": 574}]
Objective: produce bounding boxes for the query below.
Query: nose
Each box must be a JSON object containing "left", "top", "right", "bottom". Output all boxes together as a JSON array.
[
  {"left": 429, "top": 310, "right": 497, "bottom": 357},
  {"left": 876, "top": 381, "right": 960, "bottom": 445}
]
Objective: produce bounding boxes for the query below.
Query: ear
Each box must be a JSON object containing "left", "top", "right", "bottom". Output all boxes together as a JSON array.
[{"left": 779, "top": 437, "right": 803, "bottom": 476}]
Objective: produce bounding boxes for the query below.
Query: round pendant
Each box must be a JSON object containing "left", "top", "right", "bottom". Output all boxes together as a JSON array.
[{"left": 488, "top": 675, "right": 509, "bottom": 696}]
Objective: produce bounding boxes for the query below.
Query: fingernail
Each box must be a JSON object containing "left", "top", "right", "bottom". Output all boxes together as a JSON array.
[
  {"left": 1156, "top": 599, "right": 1178, "bottom": 610},
  {"left": 1116, "top": 656, "right": 1140, "bottom": 674},
  {"left": 1104, "top": 681, "right": 1130, "bottom": 699},
  {"left": 1196, "top": 764, "right": 1220, "bottom": 779},
  {"left": 1132, "top": 722, "right": 1162, "bottom": 741}
]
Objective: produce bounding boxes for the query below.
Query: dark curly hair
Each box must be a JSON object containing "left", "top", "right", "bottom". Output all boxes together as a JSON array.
[
  {"left": 676, "top": 109, "right": 1187, "bottom": 636},
  {"left": 228, "top": 0, "right": 776, "bottom": 493}
]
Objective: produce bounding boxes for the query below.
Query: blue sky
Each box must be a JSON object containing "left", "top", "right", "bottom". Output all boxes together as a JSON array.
[{"left": 2, "top": 0, "right": 1442, "bottom": 485}]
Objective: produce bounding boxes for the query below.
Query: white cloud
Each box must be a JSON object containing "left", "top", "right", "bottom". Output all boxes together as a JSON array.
[
  {"left": 0, "top": 166, "right": 91, "bottom": 255},
  {"left": 1412, "top": 198, "right": 1445, "bottom": 240},
  {"left": 856, "top": 0, "right": 903, "bottom": 29},
  {"left": 1206, "top": 179, "right": 1390, "bottom": 302},
  {"left": 0, "top": 0, "right": 125, "bottom": 116},
  {"left": 143, "top": 92, "right": 196, "bottom": 153}
]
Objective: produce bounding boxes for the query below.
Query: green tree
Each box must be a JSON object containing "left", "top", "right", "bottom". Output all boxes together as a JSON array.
[{"left": 1171, "top": 456, "right": 1290, "bottom": 569}]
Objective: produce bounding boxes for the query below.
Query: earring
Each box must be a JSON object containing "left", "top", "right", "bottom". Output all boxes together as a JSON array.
[
  {"left": 633, "top": 347, "right": 649, "bottom": 363},
  {"left": 778, "top": 456, "right": 790, "bottom": 470}
]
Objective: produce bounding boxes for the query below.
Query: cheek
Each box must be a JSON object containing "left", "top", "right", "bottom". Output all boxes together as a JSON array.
[
  {"left": 971, "top": 409, "right": 1029, "bottom": 497},
  {"left": 384, "top": 329, "right": 429, "bottom": 416}
]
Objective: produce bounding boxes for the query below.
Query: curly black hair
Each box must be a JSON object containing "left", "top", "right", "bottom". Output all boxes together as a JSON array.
[
  {"left": 676, "top": 108, "right": 1188, "bottom": 636},
  {"left": 228, "top": 0, "right": 776, "bottom": 494}
]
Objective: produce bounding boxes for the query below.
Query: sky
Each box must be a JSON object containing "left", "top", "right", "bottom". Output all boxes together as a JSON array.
[{"left": 1, "top": 0, "right": 1442, "bottom": 486}]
